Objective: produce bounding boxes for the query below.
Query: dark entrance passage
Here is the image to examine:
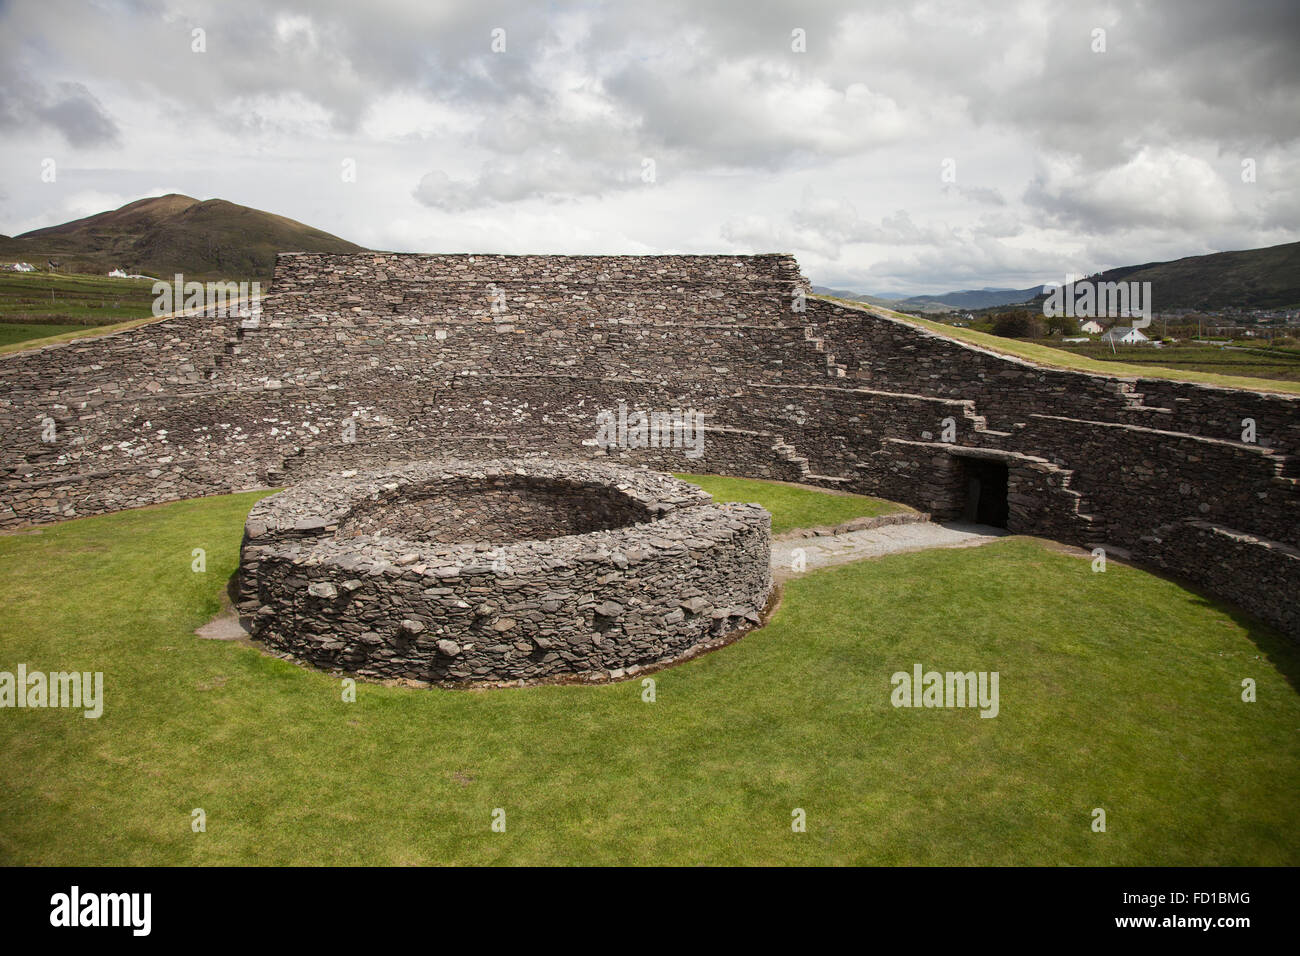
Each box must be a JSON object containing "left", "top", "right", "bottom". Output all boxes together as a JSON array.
[{"left": 957, "top": 457, "right": 1009, "bottom": 528}]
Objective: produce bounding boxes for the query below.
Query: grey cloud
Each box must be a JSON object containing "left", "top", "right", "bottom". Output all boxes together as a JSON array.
[
  {"left": 414, "top": 150, "right": 646, "bottom": 210},
  {"left": 790, "top": 201, "right": 954, "bottom": 246},
  {"left": 944, "top": 184, "right": 1006, "bottom": 207},
  {"left": 2, "top": 0, "right": 1297, "bottom": 291},
  {"left": 0, "top": 71, "right": 120, "bottom": 147},
  {"left": 37, "top": 82, "right": 121, "bottom": 147},
  {"left": 1022, "top": 146, "right": 1240, "bottom": 234},
  {"left": 951, "top": 0, "right": 1300, "bottom": 167},
  {"left": 8, "top": 1, "right": 1299, "bottom": 172},
  {"left": 848, "top": 237, "right": 1081, "bottom": 292}
]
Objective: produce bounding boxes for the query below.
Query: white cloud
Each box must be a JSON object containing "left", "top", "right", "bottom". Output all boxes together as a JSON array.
[
  {"left": 0, "top": 0, "right": 1296, "bottom": 296},
  {"left": 1027, "top": 146, "right": 1238, "bottom": 232}
]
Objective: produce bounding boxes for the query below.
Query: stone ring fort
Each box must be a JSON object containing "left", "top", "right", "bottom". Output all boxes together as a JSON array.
[
  {"left": 2, "top": 251, "right": 1297, "bottom": 666},
  {"left": 237, "top": 459, "right": 771, "bottom": 684}
]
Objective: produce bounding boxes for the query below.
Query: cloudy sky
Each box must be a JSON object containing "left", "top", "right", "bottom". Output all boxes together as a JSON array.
[{"left": 2, "top": 0, "right": 1297, "bottom": 296}]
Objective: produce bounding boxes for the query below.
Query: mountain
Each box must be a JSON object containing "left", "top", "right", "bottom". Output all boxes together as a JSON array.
[
  {"left": 816, "top": 240, "right": 1300, "bottom": 314},
  {"left": 810, "top": 285, "right": 902, "bottom": 308},
  {"left": 813, "top": 283, "right": 1042, "bottom": 313},
  {"left": 0, "top": 194, "right": 365, "bottom": 283},
  {"left": 1034, "top": 241, "right": 1300, "bottom": 312},
  {"left": 893, "top": 286, "right": 1043, "bottom": 313}
]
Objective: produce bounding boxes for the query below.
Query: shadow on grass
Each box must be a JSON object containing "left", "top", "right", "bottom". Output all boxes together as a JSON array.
[{"left": 1185, "top": 595, "right": 1300, "bottom": 694}]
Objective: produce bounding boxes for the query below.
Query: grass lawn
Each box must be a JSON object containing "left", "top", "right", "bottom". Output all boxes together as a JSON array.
[
  {"left": 0, "top": 490, "right": 1297, "bottom": 865},
  {"left": 0, "top": 322, "right": 88, "bottom": 347},
  {"left": 675, "top": 473, "right": 909, "bottom": 535},
  {"left": 815, "top": 295, "right": 1300, "bottom": 395}
]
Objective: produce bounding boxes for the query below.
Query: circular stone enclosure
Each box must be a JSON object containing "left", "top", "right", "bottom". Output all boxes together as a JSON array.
[
  {"left": 237, "top": 460, "right": 772, "bottom": 685},
  {"left": 336, "top": 474, "right": 655, "bottom": 544}
]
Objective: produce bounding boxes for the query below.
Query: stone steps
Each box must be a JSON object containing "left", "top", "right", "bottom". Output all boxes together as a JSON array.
[
  {"left": 768, "top": 433, "right": 854, "bottom": 486},
  {"left": 1033, "top": 459, "right": 1105, "bottom": 530},
  {"left": 803, "top": 327, "right": 848, "bottom": 378},
  {"left": 958, "top": 402, "right": 1016, "bottom": 439},
  {"left": 1115, "top": 381, "right": 1143, "bottom": 406},
  {"left": 771, "top": 441, "right": 811, "bottom": 476},
  {"left": 1112, "top": 379, "right": 1172, "bottom": 414}
]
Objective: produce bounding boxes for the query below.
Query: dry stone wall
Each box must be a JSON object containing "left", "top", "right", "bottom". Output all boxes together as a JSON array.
[
  {"left": 1, "top": 251, "right": 1297, "bottom": 639},
  {"left": 238, "top": 460, "right": 772, "bottom": 684}
]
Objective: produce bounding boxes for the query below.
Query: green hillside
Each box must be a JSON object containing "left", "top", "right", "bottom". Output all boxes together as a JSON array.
[
  {"left": 1037, "top": 241, "right": 1300, "bottom": 311},
  {"left": 0, "top": 194, "right": 365, "bottom": 284}
]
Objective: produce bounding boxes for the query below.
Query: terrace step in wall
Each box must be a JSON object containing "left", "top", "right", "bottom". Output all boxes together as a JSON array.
[{"left": 0, "top": 252, "right": 1296, "bottom": 638}]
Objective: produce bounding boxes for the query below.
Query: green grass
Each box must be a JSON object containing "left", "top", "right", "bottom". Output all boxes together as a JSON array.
[
  {"left": 0, "top": 270, "right": 261, "bottom": 355},
  {"left": 676, "top": 473, "right": 908, "bottom": 535},
  {"left": 816, "top": 295, "right": 1300, "bottom": 395},
  {"left": 0, "top": 313, "right": 180, "bottom": 355},
  {"left": 0, "top": 271, "right": 166, "bottom": 355},
  {"left": 1045, "top": 342, "right": 1300, "bottom": 382},
  {"left": 0, "top": 271, "right": 158, "bottom": 324},
  {"left": 0, "top": 492, "right": 1297, "bottom": 865},
  {"left": 0, "top": 322, "right": 88, "bottom": 347}
]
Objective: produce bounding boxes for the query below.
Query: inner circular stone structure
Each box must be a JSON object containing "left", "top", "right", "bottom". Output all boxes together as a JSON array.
[{"left": 238, "top": 459, "right": 772, "bottom": 685}]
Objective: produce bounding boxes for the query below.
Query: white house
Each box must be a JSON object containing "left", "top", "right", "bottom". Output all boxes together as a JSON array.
[
  {"left": 1078, "top": 319, "right": 1104, "bottom": 335},
  {"left": 6, "top": 262, "right": 36, "bottom": 272},
  {"left": 1100, "top": 326, "right": 1150, "bottom": 345},
  {"left": 108, "top": 268, "right": 128, "bottom": 278}
]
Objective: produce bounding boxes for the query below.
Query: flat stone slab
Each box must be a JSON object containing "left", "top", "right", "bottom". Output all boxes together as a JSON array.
[
  {"left": 195, "top": 613, "right": 251, "bottom": 641},
  {"left": 771, "top": 521, "right": 1007, "bottom": 578}
]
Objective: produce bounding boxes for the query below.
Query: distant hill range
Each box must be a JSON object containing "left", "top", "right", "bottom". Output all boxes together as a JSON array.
[
  {"left": 813, "top": 284, "right": 1042, "bottom": 313},
  {"left": 810, "top": 287, "right": 903, "bottom": 309},
  {"left": 895, "top": 286, "right": 1044, "bottom": 313},
  {"left": 1032, "top": 241, "right": 1300, "bottom": 312},
  {"left": 0, "top": 194, "right": 364, "bottom": 283},
  {"left": 816, "top": 240, "right": 1300, "bottom": 314}
]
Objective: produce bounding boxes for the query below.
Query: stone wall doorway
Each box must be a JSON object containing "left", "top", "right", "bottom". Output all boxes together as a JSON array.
[{"left": 957, "top": 456, "right": 1009, "bottom": 528}]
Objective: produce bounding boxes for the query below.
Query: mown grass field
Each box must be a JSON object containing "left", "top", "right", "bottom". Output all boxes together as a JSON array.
[{"left": 0, "top": 485, "right": 1297, "bottom": 866}]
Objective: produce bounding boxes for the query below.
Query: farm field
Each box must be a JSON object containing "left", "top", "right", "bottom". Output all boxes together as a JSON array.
[
  {"left": 1045, "top": 342, "right": 1300, "bottom": 383},
  {"left": 0, "top": 270, "right": 159, "bottom": 325}
]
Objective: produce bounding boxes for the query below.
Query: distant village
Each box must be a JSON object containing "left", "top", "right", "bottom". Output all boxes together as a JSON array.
[{"left": 2, "top": 261, "right": 156, "bottom": 280}]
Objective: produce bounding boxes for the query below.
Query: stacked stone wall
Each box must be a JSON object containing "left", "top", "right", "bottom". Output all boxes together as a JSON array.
[
  {"left": 1, "top": 251, "right": 1296, "bottom": 638},
  {"left": 238, "top": 461, "right": 772, "bottom": 683}
]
